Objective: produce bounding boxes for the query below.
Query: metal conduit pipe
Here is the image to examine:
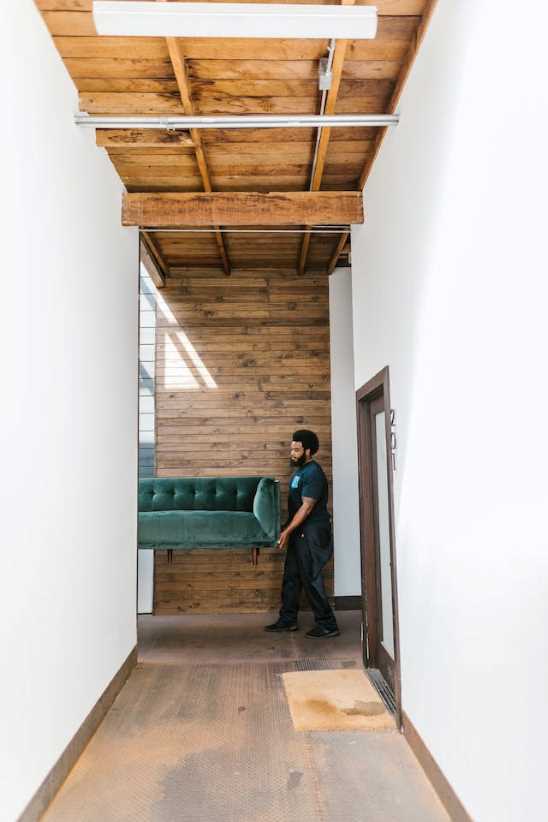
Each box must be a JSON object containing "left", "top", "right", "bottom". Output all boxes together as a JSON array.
[{"left": 74, "top": 113, "right": 399, "bottom": 129}]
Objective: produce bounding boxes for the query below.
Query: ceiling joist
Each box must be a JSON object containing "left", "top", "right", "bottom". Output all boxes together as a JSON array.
[
  {"left": 327, "top": 231, "right": 350, "bottom": 275},
  {"left": 299, "top": 0, "right": 355, "bottom": 276},
  {"left": 140, "top": 231, "right": 168, "bottom": 286},
  {"left": 164, "top": 34, "right": 231, "bottom": 276}
]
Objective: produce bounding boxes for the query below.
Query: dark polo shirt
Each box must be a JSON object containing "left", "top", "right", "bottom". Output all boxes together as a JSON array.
[{"left": 288, "top": 460, "right": 330, "bottom": 526}]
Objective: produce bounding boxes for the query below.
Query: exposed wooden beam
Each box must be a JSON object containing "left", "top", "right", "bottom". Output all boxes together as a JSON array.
[
  {"left": 327, "top": 231, "right": 350, "bottom": 276},
  {"left": 96, "top": 129, "right": 194, "bottom": 149},
  {"left": 141, "top": 231, "right": 168, "bottom": 286},
  {"left": 299, "top": 0, "right": 355, "bottom": 276},
  {"left": 310, "top": 45, "right": 351, "bottom": 190},
  {"left": 165, "top": 35, "right": 231, "bottom": 276},
  {"left": 140, "top": 241, "right": 165, "bottom": 288},
  {"left": 298, "top": 231, "right": 312, "bottom": 277},
  {"left": 328, "top": 0, "right": 439, "bottom": 275},
  {"left": 122, "top": 192, "right": 364, "bottom": 227}
]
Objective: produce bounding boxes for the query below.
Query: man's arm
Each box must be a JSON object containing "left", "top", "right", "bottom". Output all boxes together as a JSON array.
[{"left": 278, "top": 497, "right": 316, "bottom": 551}]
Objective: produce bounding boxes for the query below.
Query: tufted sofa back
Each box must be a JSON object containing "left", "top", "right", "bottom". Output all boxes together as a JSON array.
[{"left": 138, "top": 477, "right": 264, "bottom": 513}]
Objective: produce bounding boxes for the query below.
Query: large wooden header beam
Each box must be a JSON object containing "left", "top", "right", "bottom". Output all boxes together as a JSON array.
[{"left": 122, "top": 192, "right": 364, "bottom": 227}]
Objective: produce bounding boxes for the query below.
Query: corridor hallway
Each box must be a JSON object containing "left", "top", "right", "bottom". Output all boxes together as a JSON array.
[{"left": 43, "top": 613, "right": 447, "bottom": 822}]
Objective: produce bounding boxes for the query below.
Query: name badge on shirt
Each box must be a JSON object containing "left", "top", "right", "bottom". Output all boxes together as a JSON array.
[{"left": 290, "top": 475, "right": 301, "bottom": 489}]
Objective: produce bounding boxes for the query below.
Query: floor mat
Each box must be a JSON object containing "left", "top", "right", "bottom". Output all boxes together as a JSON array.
[{"left": 282, "top": 669, "right": 396, "bottom": 732}]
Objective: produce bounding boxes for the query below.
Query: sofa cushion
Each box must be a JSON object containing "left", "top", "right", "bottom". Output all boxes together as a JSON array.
[
  {"left": 139, "top": 477, "right": 262, "bottom": 513},
  {"left": 138, "top": 510, "right": 272, "bottom": 548}
]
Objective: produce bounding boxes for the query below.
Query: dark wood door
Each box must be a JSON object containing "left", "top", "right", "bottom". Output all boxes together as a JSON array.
[
  {"left": 356, "top": 368, "right": 401, "bottom": 717},
  {"left": 367, "top": 394, "right": 395, "bottom": 690}
]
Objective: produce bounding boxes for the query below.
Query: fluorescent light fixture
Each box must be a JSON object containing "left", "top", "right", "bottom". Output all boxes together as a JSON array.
[
  {"left": 92, "top": 1, "right": 378, "bottom": 39},
  {"left": 75, "top": 113, "right": 399, "bottom": 129}
]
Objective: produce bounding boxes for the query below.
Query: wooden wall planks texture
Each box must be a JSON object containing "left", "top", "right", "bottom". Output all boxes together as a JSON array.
[{"left": 153, "top": 267, "right": 333, "bottom": 613}]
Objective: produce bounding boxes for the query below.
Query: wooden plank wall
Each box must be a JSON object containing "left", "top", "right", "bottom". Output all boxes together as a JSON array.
[{"left": 153, "top": 267, "right": 333, "bottom": 614}]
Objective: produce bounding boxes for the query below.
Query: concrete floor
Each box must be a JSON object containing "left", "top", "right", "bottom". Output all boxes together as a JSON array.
[{"left": 44, "top": 612, "right": 448, "bottom": 822}]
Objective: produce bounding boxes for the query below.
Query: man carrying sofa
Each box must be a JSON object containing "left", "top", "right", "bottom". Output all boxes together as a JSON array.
[{"left": 265, "top": 430, "right": 340, "bottom": 638}]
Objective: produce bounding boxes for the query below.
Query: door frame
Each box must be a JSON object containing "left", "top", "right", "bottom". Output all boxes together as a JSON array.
[{"left": 356, "top": 366, "right": 402, "bottom": 727}]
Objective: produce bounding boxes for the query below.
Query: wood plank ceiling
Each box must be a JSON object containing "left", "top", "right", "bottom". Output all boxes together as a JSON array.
[{"left": 36, "top": 0, "right": 435, "bottom": 275}]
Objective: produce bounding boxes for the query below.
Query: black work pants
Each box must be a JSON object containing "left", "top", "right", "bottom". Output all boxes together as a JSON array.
[{"left": 279, "top": 522, "right": 338, "bottom": 630}]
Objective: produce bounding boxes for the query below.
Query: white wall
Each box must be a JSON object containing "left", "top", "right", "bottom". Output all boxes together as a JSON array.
[
  {"left": 0, "top": 5, "right": 139, "bottom": 820},
  {"left": 351, "top": 3, "right": 548, "bottom": 820},
  {"left": 329, "top": 268, "right": 361, "bottom": 597}
]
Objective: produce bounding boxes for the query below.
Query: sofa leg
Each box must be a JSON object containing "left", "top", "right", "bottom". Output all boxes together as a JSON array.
[
  {"left": 251, "top": 547, "right": 260, "bottom": 566},
  {"left": 167, "top": 549, "right": 173, "bottom": 564}
]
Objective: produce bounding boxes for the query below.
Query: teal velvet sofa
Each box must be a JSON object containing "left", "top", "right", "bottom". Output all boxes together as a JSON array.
[{"left": 138, "top": 476, "right": 280, "bottom": 564}]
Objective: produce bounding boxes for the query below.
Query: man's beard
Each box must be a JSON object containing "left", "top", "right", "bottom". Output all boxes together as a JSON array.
[{"left": 290, "top": 454, "right": 307, "bottom": 468}]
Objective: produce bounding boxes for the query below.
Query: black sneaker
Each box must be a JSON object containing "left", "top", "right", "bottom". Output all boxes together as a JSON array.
[
  {"left": 264, "top": 621, "right": 298, "bottom": 632},
  {"left": 305, "top": 626, "right": 340, "bottom": 638}
]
